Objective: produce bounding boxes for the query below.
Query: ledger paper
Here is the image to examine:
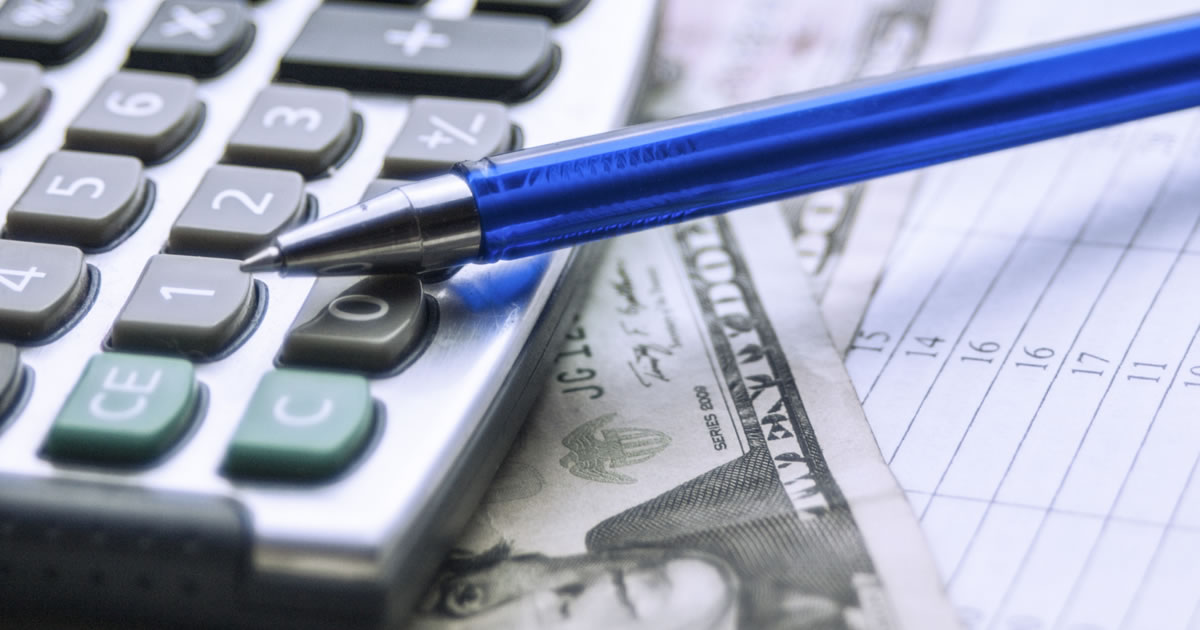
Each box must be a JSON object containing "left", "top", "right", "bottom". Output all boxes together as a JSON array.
[{"left": 846, "top": 0, "right": 1200, "bottom": 628}]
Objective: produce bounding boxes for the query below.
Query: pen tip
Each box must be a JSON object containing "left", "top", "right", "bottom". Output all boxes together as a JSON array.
[{"left": 241, "top": 245, "right": 283, "bottom": 273}]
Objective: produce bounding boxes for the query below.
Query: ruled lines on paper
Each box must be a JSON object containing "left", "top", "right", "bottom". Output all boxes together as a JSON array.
[{"left": 845, "top": 1, "right": 1200, "bottom": 625}]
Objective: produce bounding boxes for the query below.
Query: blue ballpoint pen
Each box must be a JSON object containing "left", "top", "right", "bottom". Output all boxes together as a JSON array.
[{"left": 241, "top": 12, "right": 1200, "bottom": 276}]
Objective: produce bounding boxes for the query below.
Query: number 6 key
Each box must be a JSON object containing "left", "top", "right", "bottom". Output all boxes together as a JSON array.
[{"left": 65, "top": 70, "right": 205, "bottom": 163}]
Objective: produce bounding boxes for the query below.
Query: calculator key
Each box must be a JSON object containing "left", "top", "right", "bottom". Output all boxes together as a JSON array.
[
  {"left": 383, "top": 97, "right": 513, "bottom": 176},
  {"left": 476, "top": 0, "right": 589, "bottom": 23},
  {"left": 360, "top": 178, "right": 408, "bottom": 203},
  {"left": 5, "top": 150, "right": 149, "bottom": 249},
  {"left": 0, "top": 60, "right": 48, "bottom": 146},
  {"left": 224, "top": 84, "right": 357, "bottom": 178},
  {"left": 0, "top": 344, "right": 23, "bottom": 417},
  {"left": 224, "top": 369, "right": 373, "bottom": 481},
  {"left": 168, "top": 165, "right": 307, "bottom": 258},
  {"left": 280, "top": 275, "right": 427, "bottom": 372},
  {"left": 126, "top": 1, "right": 255, "bottom": 78},
  {"left": 0, "top": 240, "right": 88, "bottom": 342},
  {"left": 65, "top": 70, "right": 204, "bottom": 163},
  {"left": 279, "top": 6, "right": 556, "bottom": 102},
  {"left": 110, "top": 254, "right": 255, "bottom": 358},
  {"left": 0, "top": 0, "right": 105, "bottom": 65},
  {"left": 43, "top": 353, "right": 197, "bottom": 464}
]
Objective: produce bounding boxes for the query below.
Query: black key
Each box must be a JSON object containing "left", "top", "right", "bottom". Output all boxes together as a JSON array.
[
  {"left": 476, "top": 0, "right": 590, "bottom": 23},
  {"left": 0, "top": 0, "right": 106, "bottom": 65},
  {"left": 126, "top": 1, "right": 255, "bottom": 78},
  {"left": 280, "top": 275, "right": 428, "bottom": 373},
  {"left": 279, "top": 5, "right": 557, "bottom": 102}
]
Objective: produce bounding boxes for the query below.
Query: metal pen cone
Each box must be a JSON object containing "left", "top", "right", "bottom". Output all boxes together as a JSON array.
[
  {"left": 250, "top": 174, "right": 482, "bottom": 276},
  {"left": 240, "top": 245, "right": 283, "bottom": 272}
]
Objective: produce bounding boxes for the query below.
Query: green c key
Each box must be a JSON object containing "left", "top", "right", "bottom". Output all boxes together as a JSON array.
[
  {"left": 44, "top": 353, "right": 198, "bottom": 464},
  {"left": 224, "top": 369, "right": 373, "bottom": 481}
]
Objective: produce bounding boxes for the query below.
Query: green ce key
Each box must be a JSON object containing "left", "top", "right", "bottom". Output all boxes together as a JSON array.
[{"left": 44, "top": 353, "right": 198, "bottom": 464}]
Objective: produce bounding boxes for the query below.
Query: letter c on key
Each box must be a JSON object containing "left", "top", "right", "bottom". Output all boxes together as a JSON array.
[
  {"left": 88, "top": 393, "right": 147, "bottom": 422},
  {"left": 272, "top": 396, "right": 334, "bottom": 427}
]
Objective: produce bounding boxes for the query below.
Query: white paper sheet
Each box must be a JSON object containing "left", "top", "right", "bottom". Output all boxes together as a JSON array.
[{"left": 845, "top": 1, "right": 1200, "bottom": 628}]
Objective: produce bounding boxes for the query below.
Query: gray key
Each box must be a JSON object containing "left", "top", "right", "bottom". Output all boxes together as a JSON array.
[
  {"left": 279, "top": 6, "right": 556, "bottom": 102},
  {"left": 0, "top": 60, "right": 48, "bottom": 145},
  {"left": 0, "top": 0, "right": 105, "bottom": 65},
  {"left": 359, "top": 178, "right": 408, "bottom": 203},
  {"left": 476, "top": 0, "right": 589, "bottom": 23},
  {"left": 5, "top": 150, "right": 148, "bottom": 249},
  {"left": 0, "top": 240, "right": 88, "bottom": 342},
  {"left": 383, "top": 97, "right": 513, "bottom": 175},
  {"left": 127, "top": 0, "right": 255, "bottom": 78},
  {"left": 225, "top": 84, "right": 357, "bottom": 178},
  {"left": 0, "top": 343, "right": 21, "bottom": 417},
  {"left": 280, "top": 275, "right": 427, "bottom": 372},
  {"left": 169, "top": 165, "right": 307, "bottom": 258},
  {"left": 111, "top": 254, "right": 255, "bottom": 358},
  {"left": 66, "top": 70, "right": 204, "bottom": 163}
]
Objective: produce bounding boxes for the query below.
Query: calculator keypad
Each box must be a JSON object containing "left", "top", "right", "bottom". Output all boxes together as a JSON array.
[
  {"left": 5, "top": 150, "right": 148, "bottom": 249},
  {"left": 127, "top": 0, "right": 255, "bottom": 78},
  {"left": 0, "top": 0, "right": 105, "bottom": 65},
  {"left": 279, "top": 6, "right": 557, "bottom": 102},
  {"left": 66, "top": 70, "right": 204, "bottom": 163},
  {"left": 0, "top": 60, "right": 47, "bottom": 145},
  {"left": 224, "top": 84, "right": 357, "bottom": 178},
  {"left": 0, "top": 240, "right": 88, "bottom": 342},
  {"left": 0, "top": 344, "right": 22, "bottom": 418},
  {"left": 280, "top": 275, "right": 427, "bottom": 372},
  {"left": 168, "top": 164, "right": 308, "bottom": 258},
  {"left": 110, "top": 255, "right": 255, "bottom": 358},
  {"left": 0, "top": 0, "right": 648, "bottom": 494},
  {"left": 43, "top": 353, "right": 198, "bottom": 464},
  {"left": 223, "top": 369, "right": 373, "bottom": 481},
  {"left": 384, "top": 97, "right": 514, "bottom": 176}
]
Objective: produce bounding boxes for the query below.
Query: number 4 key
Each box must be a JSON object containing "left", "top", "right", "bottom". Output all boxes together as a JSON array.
[{"left": 0, "top": 240, "right": 89, "bottom": 342}]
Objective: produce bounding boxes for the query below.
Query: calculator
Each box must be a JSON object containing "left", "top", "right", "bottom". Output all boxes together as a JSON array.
[{"left": 0, "top": 0, "right": 660, "bottom": 627}]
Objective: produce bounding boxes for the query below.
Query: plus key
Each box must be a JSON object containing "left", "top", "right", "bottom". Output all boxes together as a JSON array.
[{"left": 280, "top": 5, "right": 557, "bottom": 102}]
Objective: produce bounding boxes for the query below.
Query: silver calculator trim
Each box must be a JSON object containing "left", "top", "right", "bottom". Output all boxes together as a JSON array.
[{"left": 0, "top": 0, "right": 661, "bottom": 612}]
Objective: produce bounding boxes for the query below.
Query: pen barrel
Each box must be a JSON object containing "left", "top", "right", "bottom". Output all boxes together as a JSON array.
[{"left": 460, "top": 12, "right": 1200, "bottom": 263}]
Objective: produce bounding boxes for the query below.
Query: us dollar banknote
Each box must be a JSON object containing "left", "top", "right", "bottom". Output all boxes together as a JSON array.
[{"left": 408, "top": 205, "right": 959, "bottom": 630}]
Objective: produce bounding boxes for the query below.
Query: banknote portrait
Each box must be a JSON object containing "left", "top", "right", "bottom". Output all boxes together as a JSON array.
[{"left": 414, "top": 444, "right": 876, "bottom": 630}]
